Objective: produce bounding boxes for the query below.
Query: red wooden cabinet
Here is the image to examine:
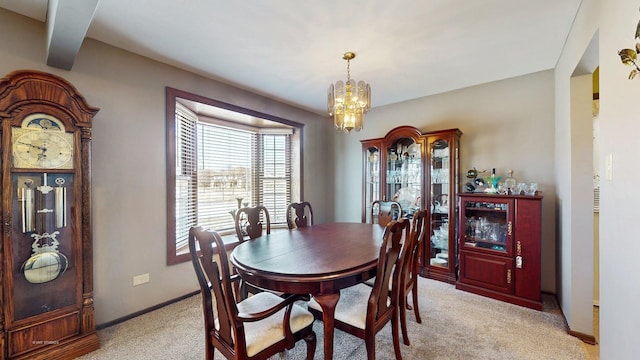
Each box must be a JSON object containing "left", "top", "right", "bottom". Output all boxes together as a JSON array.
[{"left": 456, "top": 193, "right": 542, "bottom": 310}]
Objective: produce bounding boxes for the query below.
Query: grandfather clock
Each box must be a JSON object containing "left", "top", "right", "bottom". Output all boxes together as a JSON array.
[{"left": 0, "top": 70, "right": 100, "bottom": 359}]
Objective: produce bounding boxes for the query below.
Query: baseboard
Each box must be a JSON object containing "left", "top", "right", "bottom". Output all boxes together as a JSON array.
[
  {"left": 569, "top": 330, "right": 597, "bottom": 345},
  {"left": 547, "top": 292, "right": 598, "bottom": 345},
  {"left": 96, "top": 290, "right": 200, "bottom": 330}
]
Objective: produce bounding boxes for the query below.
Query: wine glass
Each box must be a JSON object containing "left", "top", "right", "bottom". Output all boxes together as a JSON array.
[{"left": 516, "top": 183, "right": 526, "bottom": 195}]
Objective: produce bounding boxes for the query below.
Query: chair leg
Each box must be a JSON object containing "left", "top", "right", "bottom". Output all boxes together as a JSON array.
[
  {"left": 205, "top": 344, "right": 215, "bottom": 360},
  {"left": 304, "top": 331, "right": 316, "bottom": 360},
  {"left": 411, "top": 282, "right": 422, "bottom": 324},
  {"left": 399, "top": 290, "right": 410, "bottom": 346},
  {"left": 391, "top": 310, "right": 403, "bottom": 360},
  {"left": 364, "top": 333, "right": 376, "bottom": 360}
]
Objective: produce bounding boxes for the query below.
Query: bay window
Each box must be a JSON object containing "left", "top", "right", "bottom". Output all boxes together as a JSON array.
[{"left": 166, "top": 87, "right": 302, "bottom": 264}]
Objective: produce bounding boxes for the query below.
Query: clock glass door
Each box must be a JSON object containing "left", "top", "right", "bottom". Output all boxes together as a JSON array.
[{"left": 10, "top": 172, "right": 78, "bottom": 321}]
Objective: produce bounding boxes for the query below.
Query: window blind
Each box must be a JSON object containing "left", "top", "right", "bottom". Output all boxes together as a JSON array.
[
  {"left": 175, "top": 116, "right": 292, "bottom": 246},
  {"left": 196, "top": 123, "right": 254, "bottom": 233},
  {"left": 258, "top": 134, "right": 291, "bottom": 224},
  {"left": 175, "top": 106, "right": 197, "bottom": 251}
]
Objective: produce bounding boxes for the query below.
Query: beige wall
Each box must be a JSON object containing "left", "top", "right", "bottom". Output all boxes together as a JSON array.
[
  {"left": 0, "top": 9, "right": 332, "bottom": 324},
  {"left": 557, "top": 0, "right": 640, "bottom": 357},
  {"left": 593, "top": 0, "right": 640, "bottom": 357},
  {"left": 554, "top": 0, "right": 598, "bottom": 342},
  {"left": 332, "top": 70, "right": 558, "bottom": 293}
]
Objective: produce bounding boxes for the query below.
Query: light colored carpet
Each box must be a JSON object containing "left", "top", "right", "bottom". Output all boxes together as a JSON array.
[{"left": 77, "top": 278, "right": 587, "bottom": 359}]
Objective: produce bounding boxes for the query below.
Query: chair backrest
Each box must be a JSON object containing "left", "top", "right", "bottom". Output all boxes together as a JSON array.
[
  {"left": 403, "top": 209, "right": 427, "bottom": 287},
  {"left": 286, "top": 201, "right": 314, "bottom": 229},
  {"left": 371, "top": 200, "right": 402, "bottom": 225},
  {"left": 188, "top": 226, "right": 239, "bottom": 359},
  {"left": 235, "top": 205, "right": 271, "bottom": 241},
  {"left": 369, "top": 218, "right": 410, "bottom": 321}
]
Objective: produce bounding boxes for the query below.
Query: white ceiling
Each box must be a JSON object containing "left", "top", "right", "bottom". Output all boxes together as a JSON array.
[{"left": 0, "top": 0, "right": 583, "bottom": 116}]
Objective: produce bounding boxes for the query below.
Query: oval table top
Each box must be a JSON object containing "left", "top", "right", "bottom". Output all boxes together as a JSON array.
[{"left": 230, "top": 222, "right": 385, "bottom": 294}]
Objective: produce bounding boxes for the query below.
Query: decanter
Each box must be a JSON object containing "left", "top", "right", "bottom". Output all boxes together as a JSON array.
[{"left": 504, "top": 170, "right": 517, "bottom": 195}]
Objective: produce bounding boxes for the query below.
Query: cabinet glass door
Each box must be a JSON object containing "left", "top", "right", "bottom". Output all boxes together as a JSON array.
[
  {"left": 427, "top": 139, "right": 451, "bottom": 268},
  {"left": 387, "top": 137, "right": 421, "bottom": 218},
  {"left": 364, "top": 146, "right": 380, "bottom": 223},
  {"left": 460, "top": 198, "right": 513, "bottom": 256}
]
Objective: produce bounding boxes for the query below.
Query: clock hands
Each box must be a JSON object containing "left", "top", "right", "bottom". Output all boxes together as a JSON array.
[
  {"left": 17, "top": 140, "right": 52, "bottom": 163},
  {"left": 17, "top": 141, "right": 47, "bottom": 152}
]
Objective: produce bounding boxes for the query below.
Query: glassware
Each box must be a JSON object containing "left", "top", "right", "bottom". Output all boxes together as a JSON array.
[
  {"left": 497, "top": 182, "right": 507, "bottom": 195},
  {"left": 504, "top": 169, "right": 517, "bottom": 194},
  {"left": 516, "top": 183, "right": 526, "bottom": 195},
  {"left": 526, "top": 183, "right": 538, "bottom": 196}
]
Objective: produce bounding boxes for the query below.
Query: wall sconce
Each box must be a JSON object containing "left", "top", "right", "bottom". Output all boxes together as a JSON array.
[{"left": 617, "top": 8, "right": 640, "bottom": 79}]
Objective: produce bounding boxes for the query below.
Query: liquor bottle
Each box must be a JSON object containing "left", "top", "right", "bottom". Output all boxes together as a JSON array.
[
  {"left": 505, "top": 169, "right": 517, "bottom": 194},
  {"left": 485, "top": 168, "right": 500, "bottom": 193}
]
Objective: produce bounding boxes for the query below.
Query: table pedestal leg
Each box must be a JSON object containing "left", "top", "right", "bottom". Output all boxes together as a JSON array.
[{"left": 313, "top": 292, "right": 340, "bottom": 360}]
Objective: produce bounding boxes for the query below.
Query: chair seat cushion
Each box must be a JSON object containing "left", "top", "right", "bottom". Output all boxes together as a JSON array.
[
  {"left": 308, "top": 283, "right": 390, "bottom": 330},
  {"left": 221, "top": 292, "right": 314, "bottom": 357}
]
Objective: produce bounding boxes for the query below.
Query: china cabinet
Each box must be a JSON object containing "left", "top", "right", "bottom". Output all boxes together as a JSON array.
[
  {"left": 361, "top": 126, "right": 461, "bottom": 283},
  {"left": 456, "top": 193, "right": 543, "bottom": 310},
  {"left": 422, "top": 129, "right": 461, "bottom": 283},
  {"left": 0, "top": 70, "right": 100, "bottom": 359}
]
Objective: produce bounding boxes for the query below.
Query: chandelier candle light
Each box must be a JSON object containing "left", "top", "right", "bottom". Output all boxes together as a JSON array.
[{"left": 328, "top": 52, "right": 371, "bottom": 132}]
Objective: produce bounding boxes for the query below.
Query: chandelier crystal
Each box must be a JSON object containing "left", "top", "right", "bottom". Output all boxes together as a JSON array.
[{"left": 328, "top": 52, "right": 371, "bottom": 133}]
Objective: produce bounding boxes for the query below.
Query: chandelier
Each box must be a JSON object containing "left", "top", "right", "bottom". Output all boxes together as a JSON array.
[{"left": 327, "top": 52, "right": 371, "bottom": 132}]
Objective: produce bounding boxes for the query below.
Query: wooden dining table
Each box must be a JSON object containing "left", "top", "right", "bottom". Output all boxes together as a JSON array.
[{"left": 230, "top": 222, "right": 385, "bottom": 360}]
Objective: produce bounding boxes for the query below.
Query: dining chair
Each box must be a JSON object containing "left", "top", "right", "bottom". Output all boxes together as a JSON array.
[
  {"left": 398, "top": 208, "right": 427, "bottom": 346},
  {"left": 286, "top": 201, "right": 314, "bottom": 229},
  {"left": 188, "top": 226, "right": 317, "bottom": 360},
  {"left": 234, "top": 205, "right": 274, "bottom": 298},
  {"left": 307, "top": 218, "right": 410, "bottom": 360},
  {"left": 235, "top": 205, "right": 271, "bottom": 242},
  {"left": 370, "top": 200, "right": 402, "bottom": 226}
]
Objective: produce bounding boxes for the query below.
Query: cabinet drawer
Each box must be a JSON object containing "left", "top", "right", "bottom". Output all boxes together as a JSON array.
[{"left": 459, "top": 251, "right": 514, "bottom": 294}]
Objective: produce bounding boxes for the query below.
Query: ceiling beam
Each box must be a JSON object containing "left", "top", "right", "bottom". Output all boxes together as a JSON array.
[{"left": 46, "top": 0, "right": 100, "bottom": 70}]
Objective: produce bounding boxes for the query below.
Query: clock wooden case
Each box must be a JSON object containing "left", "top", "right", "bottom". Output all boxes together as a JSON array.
[{"left": 0, "top": 70, "right": 100, "bottom": 359}]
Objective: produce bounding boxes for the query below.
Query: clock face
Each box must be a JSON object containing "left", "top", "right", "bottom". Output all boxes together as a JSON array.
[{"left": 13, "top": 129, "right": 74, "bottom": 169}]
